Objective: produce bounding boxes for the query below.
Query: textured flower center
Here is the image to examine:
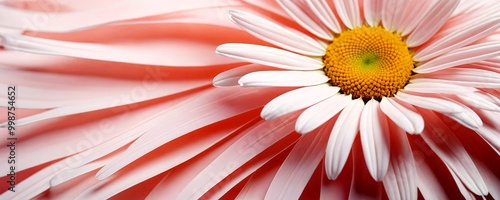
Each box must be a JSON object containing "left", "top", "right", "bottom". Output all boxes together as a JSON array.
[{"left": 323, "top": 26, "right": 414, "bottom": 100}]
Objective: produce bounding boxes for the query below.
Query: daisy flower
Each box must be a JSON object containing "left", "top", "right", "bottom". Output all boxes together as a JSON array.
[
  {"left": 214, "top": 0, "right": 500, "bottom": 198},
  {"left": 0, "top": 0, "right": 498, "bottom": 199}
]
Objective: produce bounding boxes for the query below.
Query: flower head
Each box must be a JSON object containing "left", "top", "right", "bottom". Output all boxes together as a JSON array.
[{"left": 215, "top": 0, "right": 500, "bottom": 197}]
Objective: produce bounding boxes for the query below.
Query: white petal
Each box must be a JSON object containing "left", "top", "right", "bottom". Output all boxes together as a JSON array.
[
  {"left": 395, "top": 92, "right": 463, "bottom": 113},
  {"left": 236, "top": 167, "right": 280, "bottom": 200},
  {"left": 419, "top": 108, "right": 489, "bottom": 196},
  {"left": 380, "top": 97, "right": 424, "bottom": 134},
  {"left": 306, "top": 0, "right": 342, "bottom": 33},
  {"left": 216, "top": 43, "right": 323, "bottom": 70},
  {"left": 277, "top": 0, "right": 333, "bottom": 40},
  {"left": 325, "top": 99, "right": 364, "bottom": 179},
  {"left": 228, "top": 10, "right": 326, "bottom": 56},
  {"left": 262, "top": 84, "right": 340, "bottom": 120},
  {"left": 478, "top": 90, "right": 500, "bottom": 106},
  {"left": 398, "top": 0, "right": 436, "bottom": 36},
  {"left": 411, "top": 78, "right": 500, "bottom": 89},
  {"left": 406, "top": 0, "right": 460, "bottom": 47},
  {"left": 414, "top": 41, "right": 500, "bottom": 73},
  {"left": 382, "top": 121, "right": 418, "bottom": 200},
  {"left": 475, "top": 161, "right": 500, "bottom": 199},
  {"left": 239, "top": 70, "right": 329, "bottom": 87},
  {"left": 264, "top": 124, "right": 329, "bottom": 200},
  {"left": 0, "top": 81, "right": 207, "bottom": 127},
  {"left": 448, "top": 166, "right": 478, "bottom": 200},
  {"left": 414, "top": 14, "right": 500, "bottom": 61},
  {"left": 333, "top": 0, "right": 362, "bottom": 29},
  {"left": 175, "top": 116, "right": 297, "bottom": 200},
  {"left": 93, "top": 87, "right": 286, "bottom": 181},
  {"left": 414, "top": 67, "right": 500, "bottom": 88},
  {"left": 295, "top": 94, "right": 351, "bottom": 134},
  {"left": 50, "top": 159, "right": 109, "bottom": 187},
  {"left": 213, "top": 64, "right": 271, "bottom": 87},
  {"left": 404, "top": 81, "right": 477, "bottom": 94},
  {"left": 414, "top": 158, "right": 448, "bottom": 200},
  {"left": 451, "top": 0, "right": 492, "bottom": 17},
  {"left": 363, "top": 0, "right": 382, "bottom": 27},
  {"left": 441, "top": 99, "right": 483, "bottom": 130},
  {"left": 0, "top": 33, "right": 231, "bottom": 67},
  {"left": 381, "top": 0, "right": 411, "bottom": 31},
  {"left": 360, "top": 99, "right": 390, "bottom": 181},
  {"left": 0, "top": 0, "right": 236, "bottom": 32},
  {"left": 457, "top": 93, "right": 500, "bottom": 112},
  {"left": 475, "top": 126, "right": 500, "bottom": 156}
]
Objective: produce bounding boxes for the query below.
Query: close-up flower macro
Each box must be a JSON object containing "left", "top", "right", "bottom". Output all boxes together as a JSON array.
[{"left": 0, "top": 0, "right": 499, "bottom": 199}]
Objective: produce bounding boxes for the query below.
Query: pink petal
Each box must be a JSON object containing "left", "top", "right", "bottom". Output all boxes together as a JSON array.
[
  {"left": 203, "top": 138, "right": 299, "bottom": 200},
  {"left": 306, "top": 0, "right": 342, "bottom": 33},
  {"left": 404, "top": 81, "right": 477, "bottom": 94},
  {"left": 398, "top": 0, "right": 436, "bottom": 36},
  {"left": 413, "top": 9, "right": 500, "bottom": 61},
  {"left": 277, "top": 0, "right": 333, "bottom": 40},
  {"left": 95, "top": 87, "right": 286, "bottom": 180},
  {"left": 448, "top": 166, "right": 477, "bottom": 199},
  {"left": 0, "top": 0, "right": 241, "bottom": 32},
  {"left": 265, "top": 122, "right": 330, "bottom": 200},
  {"left": 77, "top": 114, "right": 255, "bottom": 199},
  {"left": 418, "top": 108, "right": 488, "bottom": 196},
  {"left": 474, "top": 162, "right": 500, "bottom": 199},
  {"left": 238, "top": 71, "right": 328, "bottom": 87},
  {"left": 145, "top": 125, "right": 252, "bottom": 199},
  {"left": 474, "top": 118, "right": 500, "bottom": 154},
  {"left": 213, "top": 64, "right": 273, "bottom": 87},
  {"left": 457, "top": 93, "right": 500, "bottom": 112},
  {"left": 235, "top": 159, "right": 282, "bottom": 200},
  {"left": 381, "top": 0, "right": 411, "bottom": 31},
  {"left": 3, "top": 92, "right": 192, "bottom": 172},
  {"left": 0, "top": 83, "right": 208, "bottom": 127},
  {"left": 227, "top": 10, "right": 327, "bottom": 56},
  {"left": 0, "top": 150, "right": 121, "bottom": 200},
  {"left": 50, "top": 159, "right": 110, "bottom": 187},
  {"left": 363, "top": 0, "right": 383, "bottom": 27},
  {"left": 240, "top": 0, "right": 289, "bottom": 18},
  {"left": 175, "top": 115, "right": 297, "bottom": 200},
  {"left": 0, "top": 31, "right": 239, "bottom": 67},
  {"left": 333, "top": 0, "right": 362, "bottom": 29},
  {"left": 382, "top": 121, "right": 417, "bottom": 200},
  {"left": 414, "top": 41, "right": 500, "bottom": 73},
  {"left": 414, "top": 155, "right": 448, "bottom": 200},
  {"left": 406, "top": 0, "right": 460, "bottom": 47},
  {"left": 414, "top": 68, "right": 500, "bottom": 88}
]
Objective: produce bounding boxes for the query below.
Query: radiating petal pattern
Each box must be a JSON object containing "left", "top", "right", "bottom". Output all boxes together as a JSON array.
[{"left": 0, "top": 0, "right": 498, "bottom": 199}]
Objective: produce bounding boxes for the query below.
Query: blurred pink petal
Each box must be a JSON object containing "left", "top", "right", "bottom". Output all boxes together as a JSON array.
[{"left": 0, "top": 0, "right": 498, "bottom": 199}]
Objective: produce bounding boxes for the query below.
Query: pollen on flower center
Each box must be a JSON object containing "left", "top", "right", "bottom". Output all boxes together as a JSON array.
[{"left": 323, "top": 26, "right": 414, "bottom": 101}]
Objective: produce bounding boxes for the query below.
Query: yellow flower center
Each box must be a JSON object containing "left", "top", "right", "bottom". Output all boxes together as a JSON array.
[{"left": 323, "top": 26, "right": 414, "bottom": 100}]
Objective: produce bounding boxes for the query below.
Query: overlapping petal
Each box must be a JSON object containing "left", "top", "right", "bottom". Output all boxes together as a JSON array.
[{"left": 0, "top": 0, "right": 499, "bottom": 199}]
